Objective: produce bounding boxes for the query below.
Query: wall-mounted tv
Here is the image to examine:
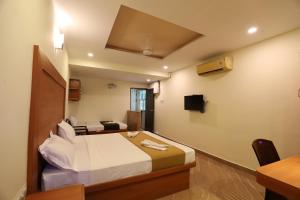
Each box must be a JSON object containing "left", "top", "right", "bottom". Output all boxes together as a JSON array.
[{"left": 184, "top": 95, "right": 205, "bottom": 113}]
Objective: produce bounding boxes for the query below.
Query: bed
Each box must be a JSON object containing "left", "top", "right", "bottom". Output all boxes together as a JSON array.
[
  {"left": 42, "top": 131, "right": 195, "bottom": 191},
  {"left": 27, "top": 45, "right": 196, "bottom": 200},
  {"left": 67, "top": 117, "right": 128, "bottom": 135}
]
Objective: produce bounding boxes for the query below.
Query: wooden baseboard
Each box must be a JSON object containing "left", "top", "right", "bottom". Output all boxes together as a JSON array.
[
  {"left": 193, "top": 149, "right": 256, "bottom": 175},
  {"left": 154, "top": 132, "right": 255, "bottom": 176}
]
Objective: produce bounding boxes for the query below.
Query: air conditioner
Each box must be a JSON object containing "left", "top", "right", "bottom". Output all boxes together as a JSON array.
[{"left": 197, "top": 56, "right": 233, "bottom": 75}]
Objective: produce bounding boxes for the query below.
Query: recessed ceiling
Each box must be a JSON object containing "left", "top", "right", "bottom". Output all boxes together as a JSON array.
[
  {"left": 106, "top": 5, "right": 203, "bottom": 59},
  {"left": 55, "top": 0, "right": 300, "bottom": 79},
  {"left": 70, "top": 65, "right": 163, "bottom": 83}
]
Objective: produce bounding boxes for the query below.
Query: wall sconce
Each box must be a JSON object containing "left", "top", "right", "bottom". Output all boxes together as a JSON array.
[
  {"left": 54, "top": 30, "right": 64, "bottom": 49},
  {"left": 53, "top": 4, "right": 71, "bottom": 50}
]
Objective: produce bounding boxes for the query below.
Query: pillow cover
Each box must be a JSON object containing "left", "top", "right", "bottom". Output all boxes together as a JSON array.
[
  {"left": 39, "top": 134, "right": 75, "bottom": 170},
  {"left": 58, "top": 120, "right": 76, "bottom": 143},
  {"left": 49, "top": 130, "right": 54, "bottom": 137},
  {"left": 69, "top": 116, "right": 78, "bottom": 126}
]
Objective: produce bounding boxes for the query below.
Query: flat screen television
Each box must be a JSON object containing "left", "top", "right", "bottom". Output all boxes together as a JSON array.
[{"left": 184, "top": 95, "right": 205, "bottom": 113}]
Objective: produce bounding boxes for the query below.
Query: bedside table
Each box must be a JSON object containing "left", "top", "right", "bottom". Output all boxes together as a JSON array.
[{"left": 26, "top": 185, "right": 85, "bottom": 200}]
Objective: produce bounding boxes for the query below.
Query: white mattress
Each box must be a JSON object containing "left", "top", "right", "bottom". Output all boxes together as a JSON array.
[
  {"left": 42, "top": 131, "right": 195, "bottom": 191},
  {"left": 87, "top": 121, "right": 104, "bottom": 132},
  {"left": 76, "top": 121, "right": 104, "bottom": 132},
  {"left": 77, "top": 121, "right": 127, "bottom": 131}
]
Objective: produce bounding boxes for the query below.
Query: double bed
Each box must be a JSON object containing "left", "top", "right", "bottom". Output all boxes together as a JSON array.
[
  {"left": 42, "top": 131, "right": 195, "bottom": 191},
  {"left": 27, "top": 45, "right": 196, "bottom": 200}
]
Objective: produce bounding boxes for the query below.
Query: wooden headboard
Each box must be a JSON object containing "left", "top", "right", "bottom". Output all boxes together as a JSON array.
[{"left": 27, "top": 45, "right": 66, "bottom": 194}]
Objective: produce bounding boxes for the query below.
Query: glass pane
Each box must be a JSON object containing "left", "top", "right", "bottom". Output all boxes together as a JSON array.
[
  {"left": 140, "top": 90, "right": 146, "bottom": 111},
  {"left": 130, "top": 89, "right": 137, "bottom": 111},
  {"left": 130, "top": 88, "right": 146, "bottom": 111}
]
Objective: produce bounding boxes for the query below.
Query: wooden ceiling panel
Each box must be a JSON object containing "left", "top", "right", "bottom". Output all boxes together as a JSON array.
[{"left": 106, "top": 5, "right": 203, "bottom": 59}]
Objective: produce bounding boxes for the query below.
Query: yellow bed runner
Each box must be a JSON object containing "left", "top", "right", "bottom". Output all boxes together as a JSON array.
[{"left": 120, "top": 132, "right": 185, "bottom": 171}]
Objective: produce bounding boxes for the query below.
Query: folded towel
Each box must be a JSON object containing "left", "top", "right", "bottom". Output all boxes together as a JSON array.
[
  {"left": 127, "top": 131, "right": 140, "bottom": 138},
  {"left": 141, "top": 143, "right": 167, "bottom": 151},
  {"left": 141, "top": 139, "right": 169, "bottom": 148},
  {"left": 140, "top": 139, "right": 169, "bottom": 151}
]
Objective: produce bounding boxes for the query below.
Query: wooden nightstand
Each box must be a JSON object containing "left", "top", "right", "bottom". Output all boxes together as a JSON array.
[
  {"left": 127, "top": 110, "right": 141, "bottom": 131},
  {"left": 26, "top": 185, "right": 85, "bottom": 200}
]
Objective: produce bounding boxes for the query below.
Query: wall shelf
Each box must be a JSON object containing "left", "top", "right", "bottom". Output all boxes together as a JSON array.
[{"left": 69, "top": 79, "right": 81, "bottom": 101}]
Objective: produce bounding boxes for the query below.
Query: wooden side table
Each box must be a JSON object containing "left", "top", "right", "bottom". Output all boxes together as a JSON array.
[
  {"left": 26, "top": 185, "right": 85, "bottom": 200},
  {"left": 127, "top": 110, "right": 141, "bottom": 131}
]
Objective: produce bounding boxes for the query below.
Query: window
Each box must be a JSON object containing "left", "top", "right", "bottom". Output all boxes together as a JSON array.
[{"left": 130, "top": 88, "right": 146, "bottom": 111}]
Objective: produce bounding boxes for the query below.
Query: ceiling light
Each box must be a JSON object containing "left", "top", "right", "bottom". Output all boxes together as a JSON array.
[
  {"left": 247, "top": 26, "right": 258, "bottom": 34},
  {"left": 88, "top": 53, "right": 94, "bottom": 57},
  {"left": 163, "top": 65, "right": 168, "bottom": 70},
  {"left": 146, "top": 79, "right": 151, "bottom": 82}
]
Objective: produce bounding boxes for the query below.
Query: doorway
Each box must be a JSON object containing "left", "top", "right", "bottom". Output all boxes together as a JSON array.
[{"left": 130, "top": 88, "right": 154, "bottom": 132}]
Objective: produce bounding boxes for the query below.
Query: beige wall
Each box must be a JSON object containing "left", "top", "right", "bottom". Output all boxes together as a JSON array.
[
  {"left": 68, "top": 76, "right": 147, "bottom": 123},
  {"left": 0, "top": 0, "right": 69, "bottom": 199},
  {"left": 155, "top": 29, "right": 300, "bottom": 170}
]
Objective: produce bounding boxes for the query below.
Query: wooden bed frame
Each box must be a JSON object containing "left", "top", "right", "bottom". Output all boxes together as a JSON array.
[{"left": 27, "top": 45, "right": 196, "bottom": 199}]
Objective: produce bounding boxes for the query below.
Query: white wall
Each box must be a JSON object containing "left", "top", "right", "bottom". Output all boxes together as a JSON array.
[
  {"left": 155, "top": 29, "right": 300, "bottom": 170},
  {"left": 0, "top": 0, "right": 69, "bottom": 199},
  {"left": 68, "top": 76, "right": 147, "bottom": 123}
]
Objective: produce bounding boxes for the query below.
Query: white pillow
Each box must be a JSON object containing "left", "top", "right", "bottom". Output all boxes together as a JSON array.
[
  {"left": 69, "top": 116, "right": 78, "bottom": 126},
  {"left": 58, "top": 120, "right": 76, "bottom": 143},
  {"left": 49, "top": 130, "right": 54, "bottom": 137},
  {"left": 39, "top": 134, "right": 75, "bottom": 170}
]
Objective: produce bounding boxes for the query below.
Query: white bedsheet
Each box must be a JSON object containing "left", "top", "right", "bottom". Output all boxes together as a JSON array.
[
  {"left": 42, "top": 131, "right": 195, "bottom": 191},
  {"left": 76, "top": 121, "right": 104, "bottom": 132},
  {"left": 87, "top": 121, "right": 104, "bottom": 132},
  {"left": 77, "top": 121, "right": 127, "bottom": 131}
]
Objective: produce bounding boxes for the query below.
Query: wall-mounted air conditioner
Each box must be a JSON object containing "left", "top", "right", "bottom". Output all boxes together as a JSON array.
[{"left": 197, "top": 56, "right": 233, "bottom": 75}]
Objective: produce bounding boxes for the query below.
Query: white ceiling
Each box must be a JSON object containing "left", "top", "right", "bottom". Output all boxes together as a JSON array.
[
  {"left": 55, "top": 0, "right": 300, "bottom": 83},
  {"left": 70, "top": 64, "right": 167, "bottom": 84}
]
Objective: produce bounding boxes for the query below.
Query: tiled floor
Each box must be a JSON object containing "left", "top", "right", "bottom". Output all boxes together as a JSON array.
[{"left": 159, "top": 153, "right": 264, "bottom": 200}]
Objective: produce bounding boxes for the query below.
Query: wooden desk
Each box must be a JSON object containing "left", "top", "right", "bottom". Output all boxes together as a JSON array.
[
  {"left": 256, "top": 156, "right": 300, "bottom": 199},
  {"left": 26, "top": 185, "right": 85, "bottom": 200}
]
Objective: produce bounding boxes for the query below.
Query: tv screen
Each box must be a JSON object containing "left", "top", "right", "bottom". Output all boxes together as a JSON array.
[{"left": 184, "top": 95, "right": 204, "bottom": 112}]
